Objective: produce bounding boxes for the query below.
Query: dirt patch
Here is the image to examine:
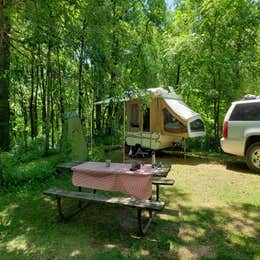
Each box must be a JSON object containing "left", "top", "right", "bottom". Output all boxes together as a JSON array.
[{"left": 178, "top": 245, "right": 215, "bottom": 259}]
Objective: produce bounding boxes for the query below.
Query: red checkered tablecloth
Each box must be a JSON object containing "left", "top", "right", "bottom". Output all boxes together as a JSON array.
[{"left": 71, "top": 162, "right": 156, "bottom": 199}]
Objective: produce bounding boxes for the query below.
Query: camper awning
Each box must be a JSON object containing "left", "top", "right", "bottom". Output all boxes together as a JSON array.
[
  {"left": 94, "top": 87, "right": 182, "bottom": 105},
  {"left": 94, "top": 97, "right": 127, "bottom": 105}
]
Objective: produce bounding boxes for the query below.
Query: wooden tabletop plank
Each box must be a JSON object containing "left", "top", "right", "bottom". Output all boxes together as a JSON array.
[{"left": 56, "top": 161, "right": 83, "bottom": 170}]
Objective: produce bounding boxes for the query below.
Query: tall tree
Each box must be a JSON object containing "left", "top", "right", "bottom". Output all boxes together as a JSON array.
[
  {"left": 163, "top": 0, "right": 259, "bottom": 148},
  {"left": 0, "top": 0, "right": 257, "bottom": 153},
  {"left": 0, "top": 0, "right": 10, "bottom": 151}
]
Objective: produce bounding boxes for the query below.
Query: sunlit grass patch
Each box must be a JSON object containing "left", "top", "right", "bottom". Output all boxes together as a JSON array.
[{"left": 0, "top": 153, "right": 259, "bottom": 259}]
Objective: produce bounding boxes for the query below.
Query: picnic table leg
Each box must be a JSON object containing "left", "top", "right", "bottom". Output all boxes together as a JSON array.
[
  {"left": 148, "top": 196, "right": 155, "bottom": 217},
  {"left": 57, "top": 196, "right": 65, "bottom": 219},
  {"left": 137, "top": 209, "right": 153, "bottom": 236},
  {"left": 56, "top": 194, "right": 88, "bottom": 221},
  {"left": 156, "top": 184, "right": 160, "bottom": 201},
  {"left": 78, "top": 187, "right": 82, "bottom": 208}
]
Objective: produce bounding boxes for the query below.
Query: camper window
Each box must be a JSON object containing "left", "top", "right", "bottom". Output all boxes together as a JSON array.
[
  {"left": 130, "top": 104, "right": 139, "bottom": 128},
  {"left": 190, "top": 119, "right": 204, "bottom": 132},
  {"left": 163, "top": 108, "right": 185, "bottom": 133},
  {"left": 143, "top": 107, "right": 150, "bottom": 132}
]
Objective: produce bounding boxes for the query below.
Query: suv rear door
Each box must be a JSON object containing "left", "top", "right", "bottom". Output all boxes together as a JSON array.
[{"left": 228, "top": 101, "right": 260, "bottom": 155}]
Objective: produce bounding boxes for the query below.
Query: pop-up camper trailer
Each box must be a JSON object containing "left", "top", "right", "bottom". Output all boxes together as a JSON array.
[{"left": 125, "top": 87, "right": 205, "bottom": 151}]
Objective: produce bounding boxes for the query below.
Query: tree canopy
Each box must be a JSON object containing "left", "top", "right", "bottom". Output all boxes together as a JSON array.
[{"left": 0, "top": 0, "right": 259, "bottom": 153}]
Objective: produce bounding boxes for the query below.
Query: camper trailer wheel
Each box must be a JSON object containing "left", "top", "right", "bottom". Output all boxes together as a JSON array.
[
  {"left": 135, "top": 145, "right": 143, "bottom": 157},
  {"left": 127, "top": 145, "right": 139, "bottom": 158},
  {"left": 127, "top": 145, "right": 137, "bottom": 158},
  {"left": 134, "top": 145, "right": 149, "bottom": 158}
]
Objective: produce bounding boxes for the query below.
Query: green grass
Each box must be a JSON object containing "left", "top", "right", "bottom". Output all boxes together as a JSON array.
[
  {"left": 0, "top": 153, "right": 259, "bottom": 259},
  {"left": 1, "top": 154, "right": 60, "bottom": 191}
]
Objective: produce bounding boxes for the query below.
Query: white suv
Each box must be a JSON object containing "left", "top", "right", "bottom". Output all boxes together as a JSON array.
[{"left": 220, "top": 95, "right": 260, "bottom": 172}]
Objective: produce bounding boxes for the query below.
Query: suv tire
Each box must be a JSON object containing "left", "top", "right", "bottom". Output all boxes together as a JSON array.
[{"left": 246, "top": 142, "right": 260, "bottom": 173}]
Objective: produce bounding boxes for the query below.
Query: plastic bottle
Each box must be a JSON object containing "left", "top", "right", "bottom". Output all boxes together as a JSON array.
[{"left": 152, "top": 151, "right": 156, "bottom": 168}]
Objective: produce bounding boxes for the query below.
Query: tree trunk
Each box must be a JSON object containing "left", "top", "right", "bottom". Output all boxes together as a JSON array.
[
  {"left": 29, "top": 56, "right": 36, "bottom": 139},
  {"left": 19, "top": 88, "right": 28, "bottom": 149},
  {"left": 40, "top": 62, "right": 46, "bottom": 136},
  {"left": 57, "top": 48, "right": 64, "bottom": 143},
  {"left": 78, "top": 18, "right": 86, "bottom": 126},
  {"left": 34, "top": 61, "right": 39, "bottom": 137},
  {"left": 0, "top": 156, "right": 3, "bottom": 186},
  {"left": 51, "top": 91, "right": 54, "bottom": 148},
  {"left": 214, "top": 69, "right": 221, "bottom": 146},
  {"left": 106, "top": 0, "right": 118, "bottom": 135},
  {"left": 95, "top": 85, "right": 101, "bottom": 131},
  {"left": 208, "top": 14, "right": 220, "bottom": 148},
  {"left": 50, "top": 68, "right": 54, "bottom": 148},
  {"left": 45, "top": 41, "right": 52, "bottom": 154},
  {"left": 0, "top": 1, "right": 10, "bottom": 151},
  {"left": 176, "top": 63, "right": 181, "bottom": 87}
]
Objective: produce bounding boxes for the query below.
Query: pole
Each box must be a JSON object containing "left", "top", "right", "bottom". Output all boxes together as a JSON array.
[
  {"left": 123, "top": 101, "right": 126, "bottom": 162},
  {"left": 183, "top": 138, "right": 186, "bottom": 159},
  {"left": 90, "top": 103, "right": 93, "bottom": 156},
  {"left": 0, "top": 156, "right": 3, "bottom": 186}
]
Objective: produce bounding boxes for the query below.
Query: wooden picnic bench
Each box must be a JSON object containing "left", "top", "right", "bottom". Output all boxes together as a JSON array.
[
  {"left": 152, "top": 178, "right": 175, "bottom": 201},
  {"left": 46, "top": 161, "right": 175, "bottom": 235},
  {"left": 55, "top": 161, "right": 83, "bottom": 172},
  {"left": 44, "top": 188, "right": 165, "bottom": 236}
]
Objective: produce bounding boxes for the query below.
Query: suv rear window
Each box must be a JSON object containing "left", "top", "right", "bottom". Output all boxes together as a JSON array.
[{"left": 230, "top": 102, "right": 260, "bottom": 121}]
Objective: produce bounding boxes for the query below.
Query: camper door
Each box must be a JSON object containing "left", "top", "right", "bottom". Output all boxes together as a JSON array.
[{"left": 127, "top": 100, "right": 142, "bottom": 132}]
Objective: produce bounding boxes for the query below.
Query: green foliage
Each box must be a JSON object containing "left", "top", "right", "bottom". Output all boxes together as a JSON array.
[
  {"left": 87, "top": 146, "right": 106, "bottom": 162},
  {"left": 94, "top": 129, "right": 124, "bottom": 146},
  {"left": 1, "top": 0, "right": 259, "bottom": 153},
  {"left": 0, "top": 153, "right": 60, "bottom": 191},
  {"left": 162, "top": 0, "right": 259, "bottom": 144},
  {"left": 187, "top": 136, "right": 221, "bottom": 152},
  {"left": 11, "top": 138, "right": 47, "bottom": 164},
  {"left": 59, "top": 139, "right": 73, "bottom": 163},
  {"left": 0, "top": 154, "right": 259, "bottom": 258}
]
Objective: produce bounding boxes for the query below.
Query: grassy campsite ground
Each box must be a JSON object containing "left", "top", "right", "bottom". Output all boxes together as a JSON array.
[{"left": 0, "top": 151, "right": 259, "bottom": 259}]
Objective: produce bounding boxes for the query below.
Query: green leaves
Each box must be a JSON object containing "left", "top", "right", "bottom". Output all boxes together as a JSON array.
[
  {"left": 1, "top": 0, "right": 259, "bottom": 152},
  {"left": 162, "top": 0, "right": 259, "bottom": 148}
]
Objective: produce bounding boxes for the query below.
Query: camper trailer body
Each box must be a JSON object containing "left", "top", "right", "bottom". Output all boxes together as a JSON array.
[{"left": 125, "top": 87, "right": 205, "bottom": 150}]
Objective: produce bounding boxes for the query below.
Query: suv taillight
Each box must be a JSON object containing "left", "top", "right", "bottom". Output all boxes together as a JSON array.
[{"left": 223, "top": 121, "right": 228, "bottom": 138}]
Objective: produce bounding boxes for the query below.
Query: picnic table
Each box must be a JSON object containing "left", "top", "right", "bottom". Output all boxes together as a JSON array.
[
  {"left": 72, "top": 162, "right": 160, "bottom": 199},
  {"left": 44, "top": 161, "right": 174, "bottom": 236}
]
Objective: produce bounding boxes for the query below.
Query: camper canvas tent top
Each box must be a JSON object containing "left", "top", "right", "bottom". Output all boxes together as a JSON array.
[
  {"left": 125, "top": 87, "right": 205, "bottom": 151},
  {"left": 94, "top": 87, "right": 205, "bottom": 152}
]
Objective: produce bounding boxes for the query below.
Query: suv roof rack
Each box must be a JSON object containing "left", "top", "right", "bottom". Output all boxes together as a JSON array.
[{"left": 242, "top": 94, "right": 260, "bottom": 100}]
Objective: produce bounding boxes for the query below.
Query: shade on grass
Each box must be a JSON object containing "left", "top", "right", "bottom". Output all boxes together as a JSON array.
[{"left": 0, "top": 155, "right": 259, "bottom": 259}]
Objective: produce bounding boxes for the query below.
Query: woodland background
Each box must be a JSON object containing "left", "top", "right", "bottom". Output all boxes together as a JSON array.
[
  {"left": 0, "top": 0, "right": 259, "bottom": 156},
  {"left": 0, "top": 2, "right": 259, "bottom": 258}
]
